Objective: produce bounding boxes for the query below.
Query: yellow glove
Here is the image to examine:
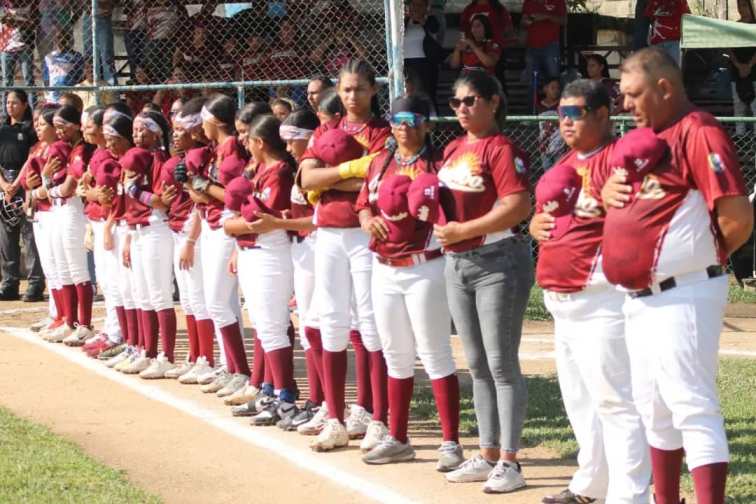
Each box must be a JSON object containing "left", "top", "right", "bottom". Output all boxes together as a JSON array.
[
  {"left": 306, "top": 189, "right": 322, "bottom": 206},
  {"left": 337, "top": 152, "right": 380, "bottom": 180}
]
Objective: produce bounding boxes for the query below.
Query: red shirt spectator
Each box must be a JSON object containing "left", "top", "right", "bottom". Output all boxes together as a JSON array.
[
  {"left": 644, "top": 0, "right": 690, "bottom": 45},
  {"left": 522, "top": 0, "right": 567, "bottom": 49},
  {"left": 461, "top": 0, "right": 515, "bottom": 47}
]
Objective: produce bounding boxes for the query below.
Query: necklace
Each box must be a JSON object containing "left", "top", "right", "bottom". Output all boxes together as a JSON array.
[{"left": 394, "top": 145, "right": 427, "bottom": 166}]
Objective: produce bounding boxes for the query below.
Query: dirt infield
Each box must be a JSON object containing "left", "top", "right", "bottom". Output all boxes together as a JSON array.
[{"left": 1, "top": 297, "right": 754, "bottom": 504}]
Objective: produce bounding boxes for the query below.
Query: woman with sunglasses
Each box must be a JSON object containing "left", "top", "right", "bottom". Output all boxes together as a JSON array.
[
  {"left": 437, "top": 70, "right": 533, "bottom": 494},
  {"left": 299, "top": 59, "right": 391, "bottom": 452},
  {"left": 355, "top": 95, "right": 463, "bottom": 469}
]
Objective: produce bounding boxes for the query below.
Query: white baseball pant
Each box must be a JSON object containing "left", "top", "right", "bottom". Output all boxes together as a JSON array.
[
  {"left": 32, "top": 210, "right": 59, "bottom": 319},
  {"left": 291, "top": 233, "right": 318, "bottom": 351},
  {"left": 90, "top": 219, "right": 123, "bottom": 343},
  {"left": 49, "top": 198, "right": 90, "bottom": 285},
  {"left": 623, "top": 275, "right": 729, "bottom": 470},
  {"left": 130, "top": 218, "right": 174, "bottom": 312},
  {"left": 314, "top": 227, "right": 381, "bottom": 353},
  {"left": 545, "top": 286, "right": 650, "bottom": 503},
  {"left": 236, "top": 230, "right": 294, "bottom": 353},
  {"left": 172, "top": 217, "right": 210, "bottom": 321},
  {"left": 200, "top": 218, "right": 242, "bottom": 367},
  {"left": 116, "top": 224, "right": 136, "bottom": 311},
  {"left": 371, "top": 258, "right": 455, "bottom": 380}
]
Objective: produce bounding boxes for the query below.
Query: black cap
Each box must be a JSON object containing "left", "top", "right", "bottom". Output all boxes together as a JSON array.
[{"left": 391, "top": 95, "right": 431, "bottom": 119}]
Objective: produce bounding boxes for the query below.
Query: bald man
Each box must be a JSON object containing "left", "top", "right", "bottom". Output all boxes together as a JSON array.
[{"left": 599, "top": 47, "right": 753, "bottom": 504}]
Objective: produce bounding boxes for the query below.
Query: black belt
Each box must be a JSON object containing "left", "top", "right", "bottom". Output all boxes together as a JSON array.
[{"left": 628, "top": 265, "right": 724, "bottom": 299}]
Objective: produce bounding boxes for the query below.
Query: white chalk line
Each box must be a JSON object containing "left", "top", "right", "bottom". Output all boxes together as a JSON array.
[
  {"left": 0, "top": 301, "right": 106, "bottom": 316},
  {"left": 1, "top": 326, "right": 418, "bottom": 504}
]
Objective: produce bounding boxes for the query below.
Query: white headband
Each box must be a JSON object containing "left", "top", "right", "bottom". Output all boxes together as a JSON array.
[
  {"left": 53, "top": 116, "right": 77, "bottom": 128},
  {"left": 103, "top": 109, "right": 131, "bottom": 123},
  {"left": 279, "top": 125, "right": 314, "bottom": 141},
  {"left": 201, "top": 105, "right": 219, "bottom": 124},
  {"left": 103, "top": 124, "right": 124, "bottom": 138},
  {"left": 174, "top": 112, "right": 202, "bottom": 130},
  {"left": 134, "top": 116, "right": 162, "bottom": 134},
  {"left": 80, "top": 111, "right": 91, "bottom": 127}
]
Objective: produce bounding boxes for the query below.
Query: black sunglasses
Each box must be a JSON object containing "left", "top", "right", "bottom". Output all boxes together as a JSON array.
[{"left": 449, "top": 95, "right": 480, "bottom": 110}]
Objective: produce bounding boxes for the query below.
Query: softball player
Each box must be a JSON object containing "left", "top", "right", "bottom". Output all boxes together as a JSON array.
[
  {"left": 356, "top": 95, "right": 463, "bottom": 468},
  {"left": 599, "top": 48, "right": 752, "bottom": 504},
  {"left": 299, "top": 59, "right": 391, "bottom": 452},
  {"left": 530, "top": 80, "right": 651, "bottom": 504},
  {"left": 224, "top": 114, "right": 298, "bottom": 425},
  {"left": 184, "top": 94, "right": 249, "bottom": 398}
]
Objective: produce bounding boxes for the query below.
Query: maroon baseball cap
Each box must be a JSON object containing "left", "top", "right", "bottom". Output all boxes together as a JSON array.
[
  {"left": 534, "top": 162, "right": 581, "bottom": 240},
  {"left": 95, "top": 159, "right": 120, "bottom": 189},
  {"left": 47, "top": 141, "right": 72, "bottom": 164},
  {"left": 407, "top": 172, "right": 441, "bottom": 224},
  {"left": 609, "top": 127, "right": 668, "bottom": 188},
  {"left": 224, "top": 176, "right": 251, "bottom": 212},
  {"left": 120, "top": 147, "right": 153, "bottom": 177},
  {"left": 240, "top": 194, "right": 279, "bottom": 221},
  {"left": 377, "top": 175, "right": 414, "bottom": 243},
  {"left": 313, "top": 128, "right": 364, "bottom": 167}
]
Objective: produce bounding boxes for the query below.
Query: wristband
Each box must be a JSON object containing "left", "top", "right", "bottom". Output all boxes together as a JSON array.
[
  {"left": 126, "top": 183, "right": 140, "bottom": 198},
  {"left": 337, "top": 153, "right": 376, "bottom": 180},
  {"left": 192, "top": 176, "right": 211, "bottom": 193},
  {"left": 42, "top": 176, "right": 52, "bottom": 189},
  {"left": 49, "top": 186, "right": 61, "bottom": 199},
  {"left": 138, "top": 191, "right": 153, "bottom": 206}
]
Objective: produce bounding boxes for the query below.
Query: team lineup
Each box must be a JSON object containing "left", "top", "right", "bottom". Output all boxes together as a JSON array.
[{"left": 8, "top": 46, "right": 753, "bottom": 504}]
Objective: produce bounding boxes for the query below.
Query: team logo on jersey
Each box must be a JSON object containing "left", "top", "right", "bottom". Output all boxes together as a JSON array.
[
  {"left": 116, "top": 182, "right": 124, "bottom": 196},
  {"left": 573, "top": 166, "right": 603, "bottom": 218},
  {"left": 256, "top": 186, "right": 271, "bottom": 202},
  {"left": 380, "top": 209, "right": 409, "bottom": 222},
  {"left": 438, "top": 152, "right": 485, "bottom": 192},
  {"left": 514, "top": 157, "right": 526, "bottom": 174},
  {"left": 708, "top": 153, "right": 725, "bottom": 174},
  {"left": 637, "top": 174, "right": 666, "bottom": 200}
]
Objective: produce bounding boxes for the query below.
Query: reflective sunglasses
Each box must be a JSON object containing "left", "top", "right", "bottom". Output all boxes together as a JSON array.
[
  {"left": 449, "top": 95, "right": 480, "bottom": 110},
  {"left": 389, "top": 111, "right": 426, "bottom": 128},
  {"left": 557, "top": 105, "right": 592, "bottom": 121}
]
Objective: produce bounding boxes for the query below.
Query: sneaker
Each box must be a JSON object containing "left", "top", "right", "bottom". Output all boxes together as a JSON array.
[
  {"left": 345, "top": 404, "right": 371, "bottom": 439},
  {"left": 216, "top": 374, "right": 248, "bottom": 398},
  {"left": 105, "top": 346, "right": 133, "bottom": 368},
  {"left": 360, "top": 420, "right": 388, "bottom": 452},
  {"left": 250, "top": 397, "right": 281, "bottom": 426},
  {"left": 178, "top": 357, "right": 213, "bottom": 384},
  {"left": 224, "top": 383, "right": 258, "bottom": 405},
  {"left": 31, "top": 317, "right": 53, "bottom": 332},
  {"left": 231, "top": 400, "right": 259, "bottom": 417},
  {"left": 445, "top": 455, "right": 496, "bottom": 483},
  {"left": 201, "top": 369, "right": 231, "bottom": 393},
  {"left": 164, "top": 358, "right": 194, "bottom": 379},
  {"left": 362, "top": 436, "right": 416, "bottom": 465},
  {"left": 122, "top": 351, "right": 152, "bottom": 375},
  {"left": 139, "top": 353, "right": 177, "bottom": 379},
  {"left": 39, "top": 319, "right": 64, "bottom": 339},
  {"left": 99, "top": 343, "right": 127, "bottom": 361},
  {"left": 436, "top": 441, "right": 465, "bottom": 472},
  {"left": 483, "top": 460, "right": 526, "bottom": 494},
  {"left": 82, "top": 333, "right": 108, "bottom": 352},
  {"left": 45, "top": 324, "right": 74, "bottom": 343},
  {"left": 541, "top": 488, "right": 597, "bottom": 504},
  {"left": 310, "top": 418, "right": 348, "bottom": 452},
  {"left": 298, "top": 402, "right": 329, "bottom": 436},
  {"left": 197, "top": 364, "right": 222, "bottom": 385},
  {"left": 85, "top": 338, "right": 117, "bottom": 359},
  {"left": 279, "top": 400, "right": 317, "bottom": 431},
  {"left": 63, "top": 325, "right": 94, "bottom": 346},
  {"left": 114, "top": 347, "right": 140, "bottom": 371}
]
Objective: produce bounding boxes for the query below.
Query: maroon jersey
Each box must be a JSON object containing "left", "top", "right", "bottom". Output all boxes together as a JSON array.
[
  {"left": 85, "top": 148, "right": 119, "bottom": 221},
  {"left": 645, "top": 0, "right": 689, "bottom": 45},
  {"left": 595, "top": 110, "right": 746, "bottom": 290},
  {"left": 160, "top": 155, "right": 195, "bottom": 233},
  {"left": 438, "top": 133, "right": 530, "bottom": 253},
  {"left": 301, "top": 117, "right": 391, "bottom": 229},
  {"left": 66, "top": 142, "right": 96, "bottom": 182},
  {"left": 19, "top": 142, "right": 52, "bottom": 212},
  {"left": 536, "top": 144, "right": 614, "bottom": 293},
  {"left": 355, "top": 151, "right": 441, "bottom": 259},
  {"left": 124, "top": 150, "right": 162, "bottom": 227}
]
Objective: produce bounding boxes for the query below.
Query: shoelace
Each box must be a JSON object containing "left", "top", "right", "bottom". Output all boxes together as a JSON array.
[{"left": 438, "top": 442, "right": 459, "bottom": 454}]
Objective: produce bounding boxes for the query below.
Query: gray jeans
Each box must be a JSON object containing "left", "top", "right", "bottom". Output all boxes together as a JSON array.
[{"left": 445, "top": 237, "right": 533, "bottom": 451}]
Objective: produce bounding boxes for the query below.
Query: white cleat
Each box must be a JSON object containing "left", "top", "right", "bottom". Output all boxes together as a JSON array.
[
  {"left": 178, "top": 357, "right": 213, "bottom": 385},
  {"left": 360, "top": 420, "right": 388, "bottom": 453},
  {"left": 310, "top": 418, "right": 349, "bottom": 452},
  {"left": 345, "top": 404, "right": 371, "bottom": 439},
  {"left": 139, "top": 353, "right": 177, "bottom": 379}
]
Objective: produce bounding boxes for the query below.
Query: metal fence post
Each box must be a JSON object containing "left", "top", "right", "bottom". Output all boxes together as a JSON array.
[
  {"left": 385, "top": 0, "right": 404, "bottom": 100},
  {"left": 237, "top": 85, "right": 245, "bottom": 110},
  {"left": 91, "top": 0, "right": 100, "bottom": 106}
]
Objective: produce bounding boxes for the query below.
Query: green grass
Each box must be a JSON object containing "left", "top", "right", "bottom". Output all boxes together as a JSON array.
[
  {"left": 0, "top": 407, "right": 161, "bottom": 504},
  {"left": 411, "top": 358, "right": 756, "bottom": 502},
  {"left": 525, "top": 284, "right": 552, "bottom": 321},
  {"left": 728, "top": 282, "right": 756, "bottom": 304}
]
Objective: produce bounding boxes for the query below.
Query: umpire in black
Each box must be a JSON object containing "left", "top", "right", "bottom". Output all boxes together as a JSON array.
[{"left": 0, "top": 89, "right": 43, "bottom": 301}]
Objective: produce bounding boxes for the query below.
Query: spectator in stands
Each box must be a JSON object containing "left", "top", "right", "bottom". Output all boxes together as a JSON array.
[
  {"left": 173, "top": 19, "right": 216, "bottom": 83},
  {"left": 310, "top": 20, "right": 367, "bottom": 76},
  {"left": 144, "top": 0, "right": 186, "bottom": 83},
  {"left": 730, "top": 0, "right": 756, "bottom": 136},
  {"left": 449, "top": 14, "right": 501, "bottom": 76},
  {"left": 644, "top": 0, "right": 690, "bottom": 65},
  {"left": 535, "top": 76, "right": 565, "bottom": 170},
  {"left": 75, "top": 61, "right": 118, "bottom": 111},
  {"left": 1, "top": 0, "right": 35, "bottom": 114},
  {"left": 0, "top": 89, "right": 42, "bottom": 301},
  {"left": 461, "top": 0, "right": 516, "bottom": 47},
  {"left": 217, "top": 33, "right": 241, "bottom": 82},
  {"left": 124, "top": 0, "right": 148, "bottom": 78},
  {"left": 583, "top": 53, "right": 623, "bottom": 113},
  {"left": 306, "top": 75, "right": 334, "bottom": 111},
  {"left": 37, "top": 0, "right": 74, "bottom": 69},
  {"left": 404, "top": 0, "right": 444, "bottom": 111},
  {"left": 271, "top": 97, "right": 294, "bottom": 121},
  {"left": 521, "top": 0, "right": 567, "bottom": 111},
  {"left": 632, "top": 0, "right": 651, "bottom": 50},
  {"left": 124, "top": 66, "right": 153, "bottom": 116},
  {"left": 43, "top": 29, "right": 85, "bottom": 104},
  {"left": 59, "top": 92, "right": 83, "bottom": 113},
  {"left": 429, "top": 0, "right": 447, "bottom": 45},
  {"left": 270, "top": 17, "right": 309, "bottom": 104},
  {"left": 81, "top": 0, "right": 117, "bottom": 85}
]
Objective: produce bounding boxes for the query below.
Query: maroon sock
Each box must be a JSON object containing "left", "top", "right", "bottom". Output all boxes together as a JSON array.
[
  {"left": 323, "top": 350, "right": 348, "bottom": 422},
  {"left": 196, "top": 318, "right": 215, "bottom": 367},
  {"left": 185, "top": 315, "right": 199, "bottom": 362},
  {"left": 691, "top": 462, "right": 728, "bottom": 504},
  {"left": 368, "top": 350, "right": 388, "bottom": 423},
  {"left": 61, "top": 284, "right": 77, "bottom": 327},
  {"left": 75, "top": 281, "right": 93, "bottom": 328},
  {"left": 350, "top": 330, "right": 372, "bottom": 411},
  {"left": 125, "top": 309, "right": 139, "bottom": 346},
  {"left": 264, "top": 352, "right": 273, "bottom": 384},
  {"left": 304, "top": 327, "right": 324, "bottom": 385},
  {"left": 305, "top": 349, "right": 325, "bottom": 404},
  {"left": 157, "top": 308, "right": 176, "bottom": 362},
  {"left": 136, "top": 308, "right": 145, "bottom": 349},
  {"left": 220, "top": 322, "right": 250, "bottom": 376},
  {"left": 142, "top": 310, "right": 158, "bottom": 358},
  {"left": 115, "top": 306, "right": 128, "bottom": 343},
  {"left": 266, "top": 345, "right": 295, "bottom": 392},
  {"left": 251, "top": 331, "right": 266, "bottom": 387},
  {"left": 51, "top": 288, "right": 64, "bottom": 321},
  {"left": 651, "top": 447, "right": 685, "bottom": 504},
  {"left": 388, "top": 376, "right": 414, "bottom": 443},
  {"left": 431, "top": 374, "right": 461, "bottom": 442}
]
